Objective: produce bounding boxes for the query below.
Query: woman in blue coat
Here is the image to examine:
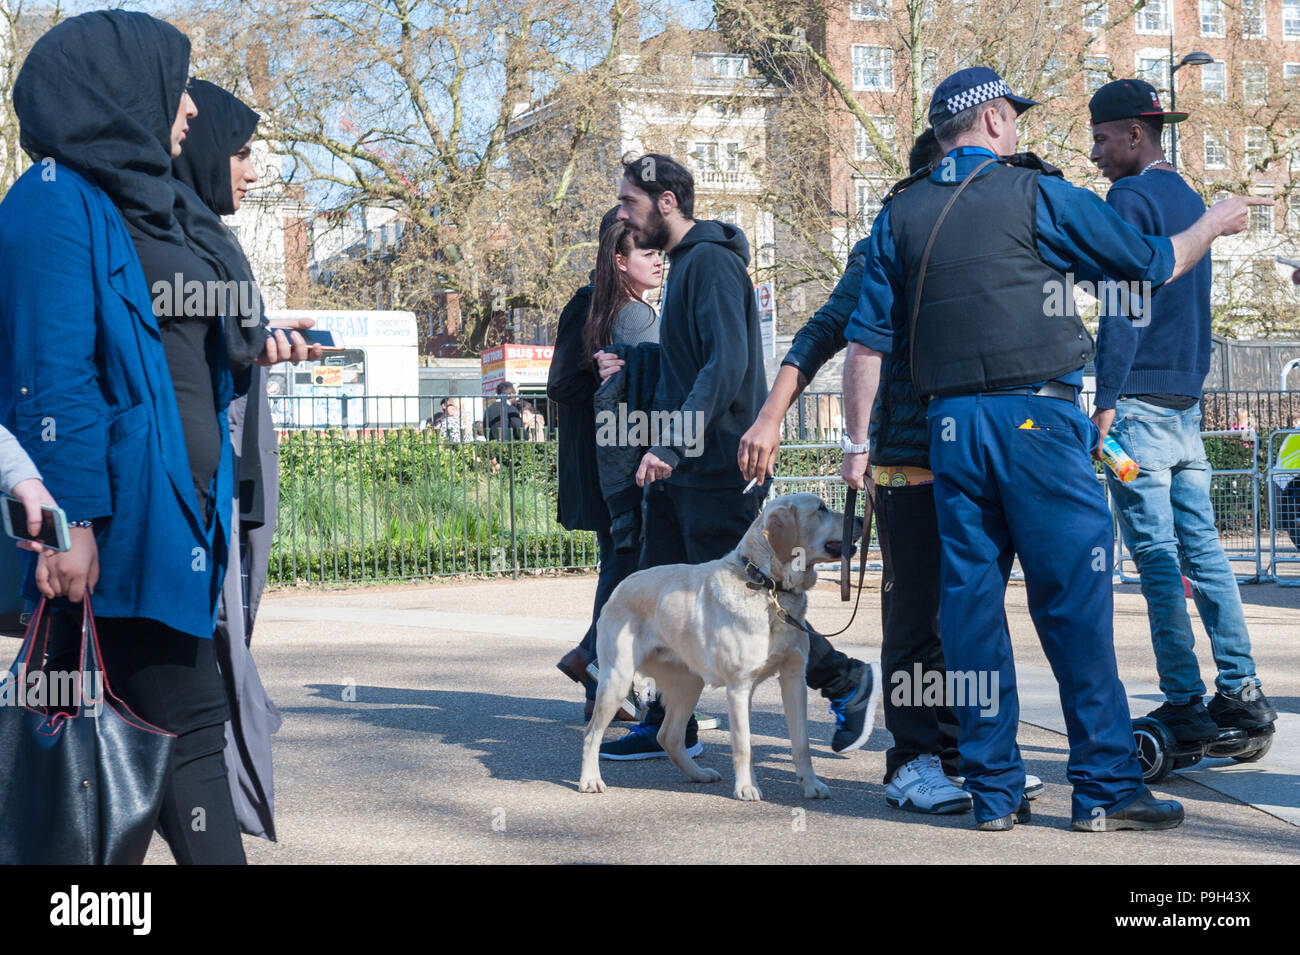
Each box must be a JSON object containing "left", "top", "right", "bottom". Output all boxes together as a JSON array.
[{"left": 0, "top": 10, "right": 315, "bottom": 863}]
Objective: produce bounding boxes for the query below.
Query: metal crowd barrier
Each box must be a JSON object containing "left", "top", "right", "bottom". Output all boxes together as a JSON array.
[{"left": 1265, "top": 429, "right": 1300, "bottom": 586}]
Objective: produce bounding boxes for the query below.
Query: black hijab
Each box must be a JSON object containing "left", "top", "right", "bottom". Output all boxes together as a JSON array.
[
  {"left": 14, "top": 10, "right": 190, "bottom": 244},
  {"left": 171, "top": 80, "right": 270, "bottom": 373}
]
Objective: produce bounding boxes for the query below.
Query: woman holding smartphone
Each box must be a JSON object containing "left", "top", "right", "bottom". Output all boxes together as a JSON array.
[
  {"left": 0, "top": 11, "right": 317, "bottom": 863},
  {"left": 171, "top": 77, "right": 285, "bottom": 842}
]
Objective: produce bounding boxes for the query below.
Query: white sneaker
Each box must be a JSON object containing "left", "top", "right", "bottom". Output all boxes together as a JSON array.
[
  {"left": 886, "top": 755, "right": 973, "bottom": 814},
  {"left": 947, "top": 771, "right": 1045, "bottom": 801}
]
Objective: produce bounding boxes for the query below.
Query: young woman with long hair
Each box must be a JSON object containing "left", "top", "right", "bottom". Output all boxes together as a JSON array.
[{"left": 553, "top": 222, "right": 662, "bottom": 717}]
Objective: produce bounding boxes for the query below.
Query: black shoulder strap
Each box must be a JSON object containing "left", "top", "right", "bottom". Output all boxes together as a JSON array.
[
  {"left": 999, "top": 151, "right": 1064, "bottom": 177},
  {"left": 906, "top": 157, "right": 998, "bottom": 396},
  {"left": 880, "top": 163, "right": 935, "bottom": 206}
]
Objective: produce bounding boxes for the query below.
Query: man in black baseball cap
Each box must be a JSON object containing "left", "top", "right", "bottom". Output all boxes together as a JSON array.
[
  {"left": 1087, "top": 78, "right": 1187, "bottom": 182},
  {"left": 1087, "top": 78, "right": 1279, "bottom": 756}
]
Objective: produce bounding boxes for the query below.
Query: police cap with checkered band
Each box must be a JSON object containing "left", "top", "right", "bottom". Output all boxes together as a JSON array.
[{"left": 928, "top": 66, "right": 1039, "bottom": 126}]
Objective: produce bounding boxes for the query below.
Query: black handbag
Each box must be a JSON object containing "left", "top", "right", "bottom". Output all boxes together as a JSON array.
[{"left": 0, "top": 597, "right": 175, "bottom": 864}]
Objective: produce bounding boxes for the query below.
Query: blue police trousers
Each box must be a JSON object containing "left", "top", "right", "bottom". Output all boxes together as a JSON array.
[{"left": 927, "top": 392, "right": 1146, "bottom": 823}]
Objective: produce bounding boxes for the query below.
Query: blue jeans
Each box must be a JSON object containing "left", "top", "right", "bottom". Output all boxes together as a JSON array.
[{"left": 1106, "top": 398, "right": 1257, "bottom": 703}]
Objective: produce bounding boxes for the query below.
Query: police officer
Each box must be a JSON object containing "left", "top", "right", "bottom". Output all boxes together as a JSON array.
[{"left": 841, "top": 67, "right": 1268, "bottom": 831}]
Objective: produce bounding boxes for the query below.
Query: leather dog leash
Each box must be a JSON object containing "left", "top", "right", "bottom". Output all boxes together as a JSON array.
[{"left": 744, "top": 486, "right": 874, "bottom": 639}]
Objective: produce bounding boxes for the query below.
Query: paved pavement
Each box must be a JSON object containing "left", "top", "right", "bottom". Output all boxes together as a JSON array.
[{"left": 145, "top": 573, "right": 1300, "bottom": 864}]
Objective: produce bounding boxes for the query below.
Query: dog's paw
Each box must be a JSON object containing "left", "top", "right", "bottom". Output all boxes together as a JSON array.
[
  {"left": 692, "top": 767, "right": 723, "bottom": 784},
  {"left": 734, "top": 783, "right": 763, "bottom": 801},
  {"left": 802, "top": 778, "right": 831, "bottom": 800},
  {"left": 578, "top": 776, "right": 607, "bottom": 794}
]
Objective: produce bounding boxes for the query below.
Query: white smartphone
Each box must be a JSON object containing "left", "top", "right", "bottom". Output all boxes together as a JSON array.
[
  {"left": 1275, "top": 256, "right": 1300, "bottom": 270},
  {"left": 1, "top": 494, "right": 71, "bottom": 552}
]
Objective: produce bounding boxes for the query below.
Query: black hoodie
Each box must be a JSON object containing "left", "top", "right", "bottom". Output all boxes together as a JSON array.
[{"left": 647, "top": 220, "right": 767, "bottom": 489}]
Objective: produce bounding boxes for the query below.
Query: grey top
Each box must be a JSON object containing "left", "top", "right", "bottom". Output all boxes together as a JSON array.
[
  {"left": 0, "top": 425, "right": 40, "bottom": 495},
  {"left": 612, "top": 300, "right": 659, "bottom": 346}
]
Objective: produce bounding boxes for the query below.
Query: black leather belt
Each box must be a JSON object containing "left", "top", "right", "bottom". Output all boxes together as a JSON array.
[{"left": 984, "top": 381, "right": 1079, "bottom": 402}]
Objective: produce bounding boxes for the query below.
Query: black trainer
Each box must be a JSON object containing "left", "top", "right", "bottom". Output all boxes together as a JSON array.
[
  {"left": 599, "top": 715, "right": 701, "bottom": 761},
  {"left": 1206, "top": 685, "right": 1278, "bottom": 729},
  {"left": 977, "top": 796, "right": 1031, "bottom": 831},
  {"left": 829, "top": 660, "right": 882, "bottom": 753},
  {"left": 1146, "top": 698, "right": 1219, "bottom": 745},
  {"left": 1071, "top": 789, "right": 1183, "bottom": 831}
]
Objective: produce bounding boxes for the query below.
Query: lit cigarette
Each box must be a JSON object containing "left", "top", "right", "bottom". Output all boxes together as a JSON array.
[{"left": 742, "top": 477, "right": 759, "bottom": 495}]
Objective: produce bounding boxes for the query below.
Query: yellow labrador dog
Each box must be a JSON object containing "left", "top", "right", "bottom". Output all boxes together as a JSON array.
[{"left": 578, "top": 493, "right": 864, "bottom": 801}]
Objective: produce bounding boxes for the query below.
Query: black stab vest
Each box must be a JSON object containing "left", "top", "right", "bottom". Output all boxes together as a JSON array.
[{"left": 890, "top": 161, "right": 1094, "bottom": 397}]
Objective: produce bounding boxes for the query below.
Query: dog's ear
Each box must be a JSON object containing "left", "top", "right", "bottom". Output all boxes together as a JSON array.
[{"left": 762, "top": 503, "right": 799, "bottom": 567}]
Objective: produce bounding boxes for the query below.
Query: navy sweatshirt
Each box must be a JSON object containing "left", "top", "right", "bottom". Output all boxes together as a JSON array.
[
  {"left": 1094, "top": 169, "right": 1213, "bottom": 410},
  {"left": 647, "top": 220, "right": 767, "bottom": 488}
]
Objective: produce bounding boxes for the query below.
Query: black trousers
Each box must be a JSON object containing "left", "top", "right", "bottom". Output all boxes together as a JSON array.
[
  {"left": 578, "top": 525, "right": 641, "bottom": 700},
  {"left": 874, "top": 483, "right": 960, "bottom": 781},
  {"left": 638, "top": 482, "right": 859, "bottom": 724},
  {"left": 47, "top": 608, "right": 247, "bottom": 865}
]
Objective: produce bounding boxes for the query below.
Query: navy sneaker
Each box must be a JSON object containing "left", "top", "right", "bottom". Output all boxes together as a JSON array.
[
  {"left": 830, "top": 660, "right": 882, "bottom": 753},
  {"left": 599, "top": 717, "right": 702, "bottom": 761}
]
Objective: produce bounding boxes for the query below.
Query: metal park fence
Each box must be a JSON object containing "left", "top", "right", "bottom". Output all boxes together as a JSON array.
[{"left": 268, "top": 391, "right": 1300, "bottom": 586}]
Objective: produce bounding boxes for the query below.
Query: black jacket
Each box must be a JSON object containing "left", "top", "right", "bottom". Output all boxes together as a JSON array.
[
  {"left": 547, "top": 284, "right": 608, "bottom": 532},
  {"left": 649, "top": 221, "right": 766, "bottom": 489},
  {"left": 594, "top": 342, "right": 660, "bottom": 550},
  {"left": 780, "top": 238, "right": 928, "bottom": 468}
]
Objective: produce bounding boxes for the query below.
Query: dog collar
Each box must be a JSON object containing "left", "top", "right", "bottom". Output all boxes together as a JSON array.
[
  {"left": 743, "top": 560, "right": 815, "bottom": 635},
  {"left": 744, "top": 560, "right": 788, "bottom": 593}
]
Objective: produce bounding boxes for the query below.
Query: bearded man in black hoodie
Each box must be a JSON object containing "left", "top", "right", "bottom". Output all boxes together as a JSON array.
[{"left": 596, "top": 154, "right": 879, "bottom": 760}]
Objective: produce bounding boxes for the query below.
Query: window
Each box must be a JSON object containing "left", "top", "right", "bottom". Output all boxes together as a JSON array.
[
  {"left": 1287, "top": 0, "right": 1300, "bottom": 40},
  {"left": 692, "top": 141, "right": 743, "bottom": 174},
  {"left": 1083, "top": 0, "right": 1107, "bottom": 29},
  {"left": 1211, "top": 259, "right": 1230, "bottom": 300},
  {"left": 1244, "top": 127, "right": 1267, "bottom": 170},
  {"left": 1200, "top": 0, "right": 1224, "bottom": 35},
  {"left": 1243, "top": 0, "right": 1265, "bottom": 36},
  {"left": 856, "top": 178, "right": 886, "bottom": 229},
  {"left": 1249, "top": 196, "right": 1273, "bottom": 233},
  {"left": 710, "top": 55, "right": 749, "bottom": 78},
  {"left": 1136, "top": 53, "right": 1170, "bottom": 93},
  {"left": 1286, "top": 63, "right": 1300, "bottom": 90},
  {"left": 1243, "top": 62, "right": 1268, "bottom": 104},
  {"left": 1136, "top": 0, "right": 1169, "bottom": 33},
  {"left": 1202, "top": 60, "right": 1226, "bottom": 98},
  {"left": 1044, "top": 56, "right": 1067, "bottom": 97},
  {"left": 1085, "top": 55, "right": 1110, "bottom": 93},
  {"left": 854, "top": 116, "right": 896, "bottom": 162},
  {"left": 849, "top": 0, "right": 889, "bottom": 19},
  {"left": 919, "top": 48, "right": 941, "bottom": 102},
  {"left": 1289, "top": 197, "right": 1300, "bottom": 232},
  {"left": 852, "top": 45, "right": 894, "bottom": 90},
  {"left": 1205, "top": 132, "right": 1227, "bottom": 168}
]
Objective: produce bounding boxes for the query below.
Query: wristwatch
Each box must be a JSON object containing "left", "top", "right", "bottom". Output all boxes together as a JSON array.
[{"left": 839, "top": 432, "right": 870, "bottom": 455}]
